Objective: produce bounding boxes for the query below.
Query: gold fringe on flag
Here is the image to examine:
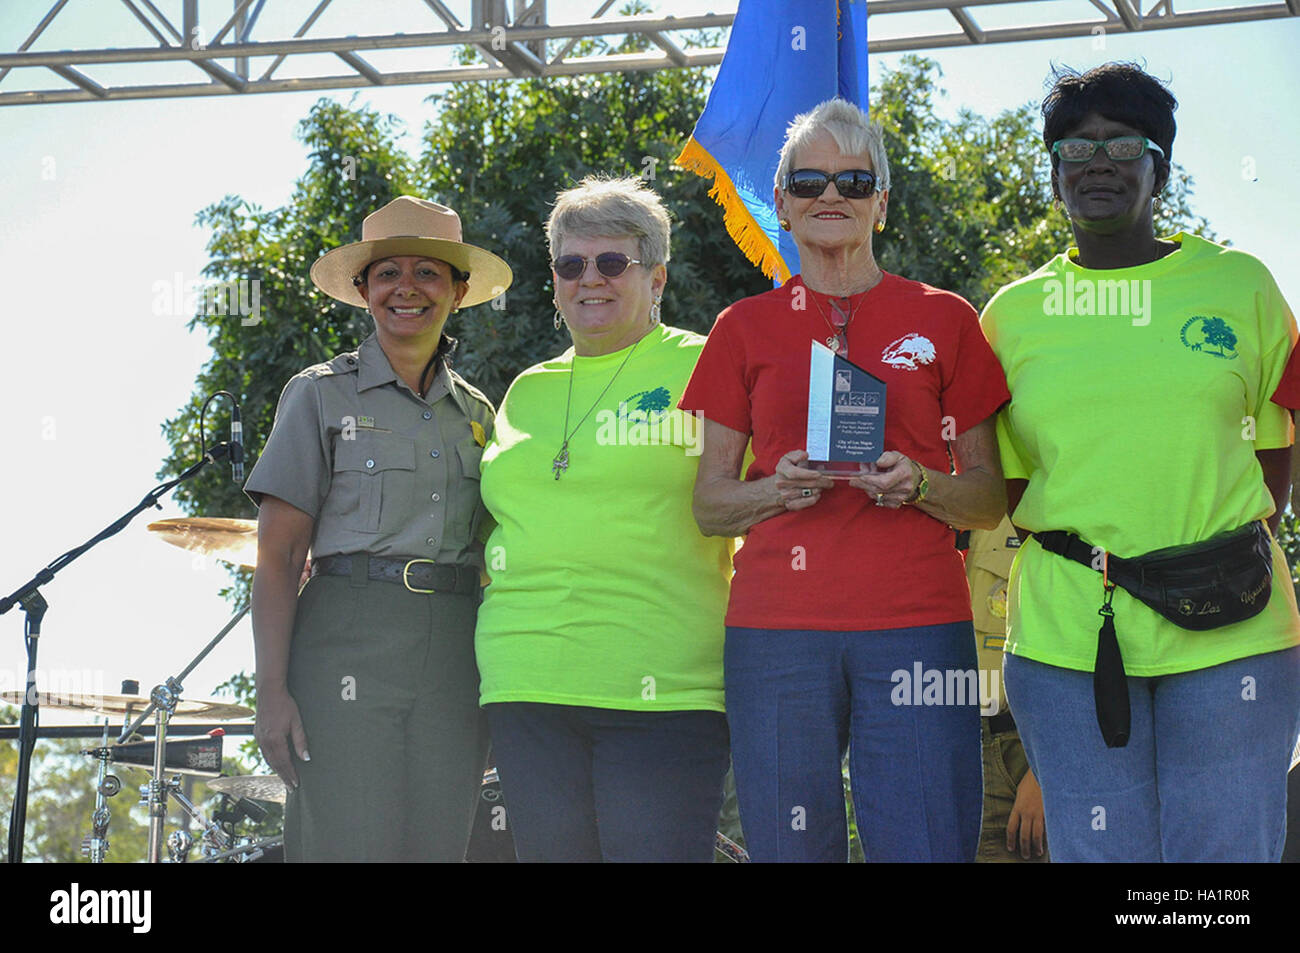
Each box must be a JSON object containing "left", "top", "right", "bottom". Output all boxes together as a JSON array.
[{"left": 674, "top": 137, "right": 793, "bottom": 286}]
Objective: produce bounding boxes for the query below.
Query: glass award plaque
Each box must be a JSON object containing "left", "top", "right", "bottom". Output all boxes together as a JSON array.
[{"left": 805, "top": 340, "right": 887, "bottom": 478}]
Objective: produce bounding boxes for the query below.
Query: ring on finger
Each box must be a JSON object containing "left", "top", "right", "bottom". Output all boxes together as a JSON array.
[
  {"left": 801, "top": 488, "right": 813, "bottom": 498},
  {"left": 875, "top": 492, "right": 885, "bottom": 506}
]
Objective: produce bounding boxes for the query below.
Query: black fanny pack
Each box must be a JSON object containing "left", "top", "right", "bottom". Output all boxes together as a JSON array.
[{"left": 1033, "top": 521, "right": 1274, "bottom": 748}]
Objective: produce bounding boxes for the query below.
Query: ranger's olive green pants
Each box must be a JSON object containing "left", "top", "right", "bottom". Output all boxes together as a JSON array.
[
  {"left": 283, "top": 565, "right": 488, "bottom": 862},
  {"left": 976, "top": 719, "right": 1049, "bottom": 863}
]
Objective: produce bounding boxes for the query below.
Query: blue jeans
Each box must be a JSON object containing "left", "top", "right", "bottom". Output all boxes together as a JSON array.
[
  {"left": 1005, "top": 647, "right": 1300, "bottom": 862},
  {"left": 725, "top": 623, "right": 983, "bottom": 862},
  {"left": 484, "top": 703, "right": 729, "bottom": 862}
]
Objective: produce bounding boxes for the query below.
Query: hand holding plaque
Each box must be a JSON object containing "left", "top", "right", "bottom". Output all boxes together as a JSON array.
[{"left": 805, "top": 341, "right": 887, "bottom": 479}]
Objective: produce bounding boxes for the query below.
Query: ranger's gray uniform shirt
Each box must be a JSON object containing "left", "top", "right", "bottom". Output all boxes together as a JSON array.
[{"left": 245, "top": 333, "right": 493, "bottom": 567}]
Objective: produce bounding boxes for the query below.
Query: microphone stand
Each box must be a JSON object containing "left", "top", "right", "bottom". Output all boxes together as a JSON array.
[{"left": 0, "top": 442, "right": 237, "bottom": 864}]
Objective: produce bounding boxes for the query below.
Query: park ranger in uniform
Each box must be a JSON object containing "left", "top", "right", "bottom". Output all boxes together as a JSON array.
[
  {"left": 245, "top": 197, "right": 511, "bottom": 862},
  {"left": 967, "top": 515, "right": 1048, "bottom": 863}
]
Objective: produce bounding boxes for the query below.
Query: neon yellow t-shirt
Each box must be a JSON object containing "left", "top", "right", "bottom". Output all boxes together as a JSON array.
[
  {"left": 475, "top": 324, "right": 731, "bottom": 711},
  {"left": 980, "top": 233, "right": 1300, "bottom": 675}
]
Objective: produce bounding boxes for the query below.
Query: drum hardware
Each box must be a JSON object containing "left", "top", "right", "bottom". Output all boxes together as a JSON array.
[
  {"left": 112, "top": 603, "right": 251, "bottom": 863},
  {"left": 0, "top": 723, "right": 254, "bottom": 741},
  {"left": 81, "top": 721, "right": 116, "bottom": 864},
  {"left": 167, "top": 830, "right": 194, "bottom": 863},
  {"left": 196, "top": 836, "right": 284, "bottom": 864},
  {"left": 130, "top": 514, "right": 261, "bottom": 861},
  {"left": 138, "top": 773, "right": 231, "bottom": 862},
  {"left": 85, "top": 733, "right": 226, "bottom": 777}
]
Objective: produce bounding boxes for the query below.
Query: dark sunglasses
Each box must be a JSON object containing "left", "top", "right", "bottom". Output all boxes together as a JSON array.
[
  {"left": 1051, "top": 136, "right": 1165, "bottom": 163},
  {"left": 783, "top": 168, "right": 879, "bottom": 200},
  {"left": 552, "top": 252, "right": 643, "bottom": 281}
]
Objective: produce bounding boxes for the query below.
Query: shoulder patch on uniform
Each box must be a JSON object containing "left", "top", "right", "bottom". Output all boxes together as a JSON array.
[{"left": 1006, "top": 536, "right": 1022, "bottom": 548}]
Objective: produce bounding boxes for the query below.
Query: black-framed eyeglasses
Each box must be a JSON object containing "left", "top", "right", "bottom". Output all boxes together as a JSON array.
[
  {"left": 1051, "top": 136, "right": 1165, "bottom": 163},
  {"left": 552, "top": 252, "right": 644, "bottom": 281},
  {"left": 783, "top": 168, "right": 879, "bottom": 199}
]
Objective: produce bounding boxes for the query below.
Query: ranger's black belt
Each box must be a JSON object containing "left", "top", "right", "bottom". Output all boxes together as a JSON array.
[
  {"left": 311, "top": 554, "right": 479, "bottom": 595},
  {"left": 985, "top": 709, "right": 1016, "bottom": 735}
]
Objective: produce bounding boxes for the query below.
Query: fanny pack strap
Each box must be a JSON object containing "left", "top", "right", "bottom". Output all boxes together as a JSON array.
[{"left": 1032, "top": 531, "right": 1132, "bottom": 749}]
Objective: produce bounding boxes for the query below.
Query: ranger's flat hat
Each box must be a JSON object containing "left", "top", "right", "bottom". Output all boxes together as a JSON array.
[{"left": 310, "top": 196, "right": 512, "bottom": 309}]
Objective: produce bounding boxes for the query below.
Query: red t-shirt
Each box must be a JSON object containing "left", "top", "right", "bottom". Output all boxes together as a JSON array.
[
  {"left": 1272, "top": 343, "right": 1300, "bottom": 409},
  {"left": 679, "top": 273, "right": 1011, "bottom": 631}
]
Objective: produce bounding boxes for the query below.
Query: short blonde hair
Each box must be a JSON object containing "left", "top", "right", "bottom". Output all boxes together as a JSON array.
[
  {"left": 546, "top": 175, "right": 672, "bottom": 266},
  {"left": 774, "top": 98, "right": 891, "bottom": 193}
]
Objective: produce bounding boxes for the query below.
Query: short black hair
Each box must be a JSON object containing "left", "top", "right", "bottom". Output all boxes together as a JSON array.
[
  {"left": 1042, "top": 62, "right": 1177, "bottom": 187},
  {"left": 353, "top": 260, "right": 470, "bottom": 287}
]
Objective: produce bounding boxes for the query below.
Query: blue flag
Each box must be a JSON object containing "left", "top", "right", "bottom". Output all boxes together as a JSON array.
[{"left": 676, "top": 0, "right": 869, "bottom": 284}]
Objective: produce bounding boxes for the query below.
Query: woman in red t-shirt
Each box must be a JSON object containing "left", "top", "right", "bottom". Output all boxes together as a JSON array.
[{"left": 680, "top": 98, "right": 1009, "bottom": 862}]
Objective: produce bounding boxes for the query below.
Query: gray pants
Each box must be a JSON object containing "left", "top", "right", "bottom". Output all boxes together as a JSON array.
[{"left": 283, "top": 565, "right": 488, "bottom": 862}]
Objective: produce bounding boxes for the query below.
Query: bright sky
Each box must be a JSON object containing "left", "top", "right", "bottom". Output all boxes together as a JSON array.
[{"left": 0, "top": 0, "right": 1296, "bottom": 733}]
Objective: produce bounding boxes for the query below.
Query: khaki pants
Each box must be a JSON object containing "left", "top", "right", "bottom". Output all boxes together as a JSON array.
[
  {"left": 976, "top": 718, "right": 1049, "bottom": 863},
  {"left": 283, "top": 568, "right": 488, "bottom": 862}
]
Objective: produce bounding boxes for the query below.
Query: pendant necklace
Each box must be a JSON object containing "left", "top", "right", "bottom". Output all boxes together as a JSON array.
[
  {"left": 552, "top": 335, "right": 643, "bottom": 479},
  {"left": 813, "top": 294, "right": 859, "bottom": 356},
  {"left": 809, "top": 270, "right": 882, "bottom": 356}
]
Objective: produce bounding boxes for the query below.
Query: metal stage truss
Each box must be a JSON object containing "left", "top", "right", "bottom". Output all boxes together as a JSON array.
[{"left": 0, "top": 0, "right": 1295, "bottom": 106}]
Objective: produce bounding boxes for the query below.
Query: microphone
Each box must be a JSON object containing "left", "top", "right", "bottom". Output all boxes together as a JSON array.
[{"left": 230, "top": 405, "right": 245, "bottom": 484}]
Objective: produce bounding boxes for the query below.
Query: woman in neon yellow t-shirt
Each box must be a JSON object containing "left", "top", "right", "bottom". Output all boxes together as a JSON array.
[
  {"left": 980, "top": 62, "right": 1300, "bottom": 862},
  {"left": 475, "top": 176, "right": 732, "bottom": 862}
]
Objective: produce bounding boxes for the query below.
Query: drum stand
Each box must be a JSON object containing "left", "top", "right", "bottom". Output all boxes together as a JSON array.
[
  {"left": 82, "top": 722, "right": 118, "bottom": 863},
  {"left": 119, "top": 604, "right": 250, "bottom": 863},
  {"left": 153, "top": 779, "right": 230, "bottom": 862}
]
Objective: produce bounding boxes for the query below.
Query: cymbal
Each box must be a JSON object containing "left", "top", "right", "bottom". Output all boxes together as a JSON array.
[
  {"left": 147, "top": 517, "right": 258, "bottom": 570},
  {"left": 0, "top": 690, "right": 253, "bottom": 721},
  {"left": 207, "top": 775, "right": 287, "bottom": 804}
]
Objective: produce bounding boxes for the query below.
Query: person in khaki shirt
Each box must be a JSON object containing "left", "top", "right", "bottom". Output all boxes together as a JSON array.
[
  {"left": 967, "top": 515, "right": 1048, "bottom": 862},
  {"left": 245, "top": 197, "right": 511, "bottom": 862}
]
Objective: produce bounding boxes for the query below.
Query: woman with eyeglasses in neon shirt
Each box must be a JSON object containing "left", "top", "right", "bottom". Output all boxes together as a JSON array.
[
  {"left": 980, "top": 62, "right": 1300, "bottom": 862},
  {"left": 680, "top": 98, "right": 1011, "bottom": 862},
  {"left": 474, "top": 175, "right": 733, "bottom": 862}
]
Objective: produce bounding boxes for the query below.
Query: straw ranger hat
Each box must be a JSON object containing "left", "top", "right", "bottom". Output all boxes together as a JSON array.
[{"left": 310, "top": 196, "right": 513, "bottom": 309}]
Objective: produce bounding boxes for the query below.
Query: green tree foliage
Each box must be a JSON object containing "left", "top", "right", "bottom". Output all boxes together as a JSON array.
[{"left": 419, "top": 42, "right": 769, "bottom": 403}]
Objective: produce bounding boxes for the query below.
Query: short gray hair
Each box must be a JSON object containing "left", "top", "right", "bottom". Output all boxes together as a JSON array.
[
  {"left": 546, "top": 175, "right": 672, "bottom": 267},
  {"left": 774, "top": 98, "right": 891, "bottom": 194}
]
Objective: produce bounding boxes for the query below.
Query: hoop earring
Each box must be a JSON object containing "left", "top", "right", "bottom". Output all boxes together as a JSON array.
[
  {"left": 554, "top": 309, "right": 565, "bottom": 331},
  {"left": 650, "top": 297, "right": 662, "bottom": 326}
]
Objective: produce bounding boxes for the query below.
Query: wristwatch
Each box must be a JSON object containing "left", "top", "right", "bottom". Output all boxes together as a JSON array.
[{"left": 904, "top": 459, "right": 929, "bottom": 505}]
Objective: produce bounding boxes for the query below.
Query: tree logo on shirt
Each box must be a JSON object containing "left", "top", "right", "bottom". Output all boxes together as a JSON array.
[
  {"left": 1180, "top": 316, "right": 1239, "bottom": 359},
  {"left": 881, "top": 334, "right": 937, "bottom": 371},
  {"left": 619, "top": 387, "right": 673, "bottom": 422},
  {"left": 596, "top": 387, "right": 700, "bottom": 455}
]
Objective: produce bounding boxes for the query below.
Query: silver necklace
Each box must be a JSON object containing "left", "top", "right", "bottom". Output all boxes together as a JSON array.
[{"left": 552, "top": 336, "right": 643, "bottom": 479}]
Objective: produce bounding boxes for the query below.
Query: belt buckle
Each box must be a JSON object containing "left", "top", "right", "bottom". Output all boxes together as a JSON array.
[{"left": 402, "top": 558, "right": 438, "bottom": 594}]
